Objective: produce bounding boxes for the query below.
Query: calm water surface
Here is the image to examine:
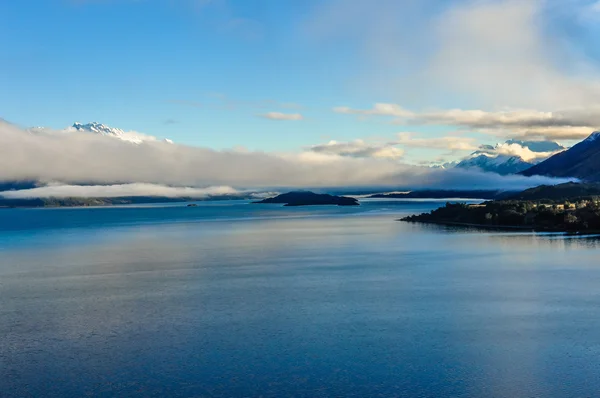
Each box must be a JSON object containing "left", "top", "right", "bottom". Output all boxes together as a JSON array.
[{"left": 1, "top": 200, "right": 600, "bottom": 397}]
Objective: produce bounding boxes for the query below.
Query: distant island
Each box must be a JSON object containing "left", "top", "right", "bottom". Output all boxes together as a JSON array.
[
  {"left": 0, "top": 194, "right": 251, "bottom": 208},
  {"left": 253, "top": 191, "right": 359, "bottom": 207},
  {"left": 401, "top": 182, "right": 600, "bottom": 233}
]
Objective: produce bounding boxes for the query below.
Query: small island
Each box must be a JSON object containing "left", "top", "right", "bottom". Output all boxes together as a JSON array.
[
  {"left": 400, "top": 183, "right": 600, "bottom": 233},
  {"left": 253, "top": 191, "right": 359, "bottom": 207}
]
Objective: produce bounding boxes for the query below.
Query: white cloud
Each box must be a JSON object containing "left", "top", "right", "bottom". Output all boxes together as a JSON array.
[
  {"left": 333, "top": 103, "right": 413, "bottom": 118},
  {"left": 306, "top": 0, "right": 600, "bottom": 110},
  {"left": 414, "top": 109, "right": 566, "bottom": 129},
  {"left": 396, "top": 133, "right": 478, "bottom": 151},
  {"left": 427, "top": 0, "right": 595, "bottom": 109},
  {"left": 0, "top": 119, "right": 574, "bottom": 191},
  {"left": 335, "top": 103, "right": 600, "bottom": 141},
  {"left": 0, "top": 183, "right": 241, "bottom": 199},
  {"left": 309, "top": 139, "right": 404, "bottom": 159},
  {"left": 504, "top": 126, "right": 595, "bottom": 141},
  {"left": 490, "top": 143, "right": 561, "bottom": 163},
  {"left": 411, "top": 107, "right": 600, "bottom": 141},
  {"left": 259, "top": 112, "right": 304, "bottom": 121}
]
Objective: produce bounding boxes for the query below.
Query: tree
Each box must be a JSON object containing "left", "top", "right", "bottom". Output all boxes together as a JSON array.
[{"left": 565, "top": 213, "right": 578, "bottom": 225}]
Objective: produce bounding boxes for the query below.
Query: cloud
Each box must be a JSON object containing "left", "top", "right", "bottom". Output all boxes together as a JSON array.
[
  {"left": 309, "top": 140, "right": 404, "bottom": 159},
  {"left": 484, "top": 143, "right": 561, "bottom": 163},
  {"left": 430, "top": 0, "right": 600, "bottom": 109},
  {"left": 336, "top": 103, "right": 600, "bottom": 141},
  {"left": 396, "top": 133, "right": 478, "bottom": 151},
  {"left": 306, "top": 0, "right": 600, "bottom": 110},
  {"left": 0, "top": 183, "right": 241, "bottom": 199},
  {"left": 0, "top": 119, "right": 573, "bottom": 191},
  {"left": 505, "top": 126, "right": 595, "bottom": 141},
  {"left": 413, "top": 109, "right": 588, "bottom": 129},
  {"left": 333, "top": 103, "right": 413, "bottom": 118},
  {"left": 259, "top": 112, "right": 304, "bottom": 121},
  {"left": 411, "top": 107, "right": 600, "bottom": 141},
  {"left": 309, "top": 133, "right": 559, "bottom": 164}
]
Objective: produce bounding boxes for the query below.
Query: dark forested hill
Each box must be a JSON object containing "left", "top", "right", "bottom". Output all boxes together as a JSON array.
[
  {"left": 521, "top": 132, "right": 600, "bottom": 181},
  {"left": 505, "top": 182, "right": 600, "bottom": 202}
]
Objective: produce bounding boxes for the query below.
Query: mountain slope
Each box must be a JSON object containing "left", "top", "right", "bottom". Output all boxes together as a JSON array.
[
  {"left": 504, "top": 182, "right": 600, "bottom": 201},
  {"left": 71, "top": 122, "right": 129, "bottom": 139},
  {"left": 454, "top": 140, "right": 565, "bottom": 175},
  {"left": 456, "top": 154, "right": 533, "bottom": 175},
  {"left": 68, "top": 122, "right": 173, "bottom": 144},
  {"left": 521, "top": 132, "right": 600, "bottom": 181}
]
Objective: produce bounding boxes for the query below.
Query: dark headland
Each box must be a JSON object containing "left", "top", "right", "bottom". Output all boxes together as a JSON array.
[
  {"left": 400, "top": 182, "right": 600, "bottom": 233},
  {"left": 253, "top": 191, "right": 359, "bottom": 207}
]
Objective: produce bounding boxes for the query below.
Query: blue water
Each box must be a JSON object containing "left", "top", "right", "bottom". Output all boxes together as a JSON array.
[{"left": 2, "top": 200, "right": 600, "bottom": 397}]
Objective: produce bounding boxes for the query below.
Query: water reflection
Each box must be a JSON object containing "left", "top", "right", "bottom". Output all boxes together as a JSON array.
[
  {"left": 2, "top": 203, "right": 600, "bottom": 397},
  {"left": 412, "top": 222, "right": 600, "bottom": 250}
]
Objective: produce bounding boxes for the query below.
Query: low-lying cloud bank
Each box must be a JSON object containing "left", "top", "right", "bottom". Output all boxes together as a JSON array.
[
  {"left": 0, "top": 183, "right": 242, "bottom": 199},
  {"left": 0, "top": 119, "right": 574, "bottom": 196}
]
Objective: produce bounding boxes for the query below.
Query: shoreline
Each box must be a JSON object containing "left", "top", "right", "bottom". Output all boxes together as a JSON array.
[{"left": 399, "top": 219, "right": 600, "bottom": 235}]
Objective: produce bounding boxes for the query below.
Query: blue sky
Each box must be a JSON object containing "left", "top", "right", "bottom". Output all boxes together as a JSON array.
[
  {"left": 0, "top": 0, "right": 379, "bottom": 150},
  {"left": 3, "top": 0, "right": 600, "bottom": 165}
]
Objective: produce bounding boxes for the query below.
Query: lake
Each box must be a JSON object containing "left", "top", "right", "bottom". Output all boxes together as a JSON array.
[{"left": 2, "top": 200, "right": 600, "bottom": 397}]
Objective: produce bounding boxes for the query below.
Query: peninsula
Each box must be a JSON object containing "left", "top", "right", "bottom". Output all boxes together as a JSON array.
[{"left": 400, "top": 183, "right": 600, "bottom": 233}]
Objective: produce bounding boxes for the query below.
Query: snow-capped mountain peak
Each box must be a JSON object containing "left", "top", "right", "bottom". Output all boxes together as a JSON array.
[
  {"left": 67, "top": 122, "right": 171, "bottom": 144},
  {"left": 69, "top": 122, "right": 147, "bottom": 144},
  {"left": 453, "top": 139, "right": 566, "bottom": 175},
  {"left": 71, "top": 122, "right": 125, "bottom": 138}
]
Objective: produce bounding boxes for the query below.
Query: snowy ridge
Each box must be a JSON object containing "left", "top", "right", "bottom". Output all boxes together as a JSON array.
[
  {"left": 453, "top": 139, "right": 566, "bottom": 175},
  {"left": 67, "top": 122, "right": 172, "bottom": 144},
  {"left": 71, "top": 122, "right": 127, "bottom": 139}
]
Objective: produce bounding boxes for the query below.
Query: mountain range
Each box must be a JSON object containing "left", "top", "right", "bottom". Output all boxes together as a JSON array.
[
  {"left": 30, "top": 122, "right": 568, "bottom": 176},
  {"left": 31, "top": 122, "right": 173, "bottom": 144},
  {"left": 453, "top": 140, "right": 566, "bottom": 175},
  {"left": 3, "top": 120, "right": 600, "bottom": 196},
  {"left": 521, "top": 132, "right": 600, "bottom": 181}
]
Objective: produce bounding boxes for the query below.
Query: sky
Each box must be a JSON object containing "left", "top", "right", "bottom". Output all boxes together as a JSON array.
[{"left": 1, "top": 0, "right": 600, "bottom": 193}]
